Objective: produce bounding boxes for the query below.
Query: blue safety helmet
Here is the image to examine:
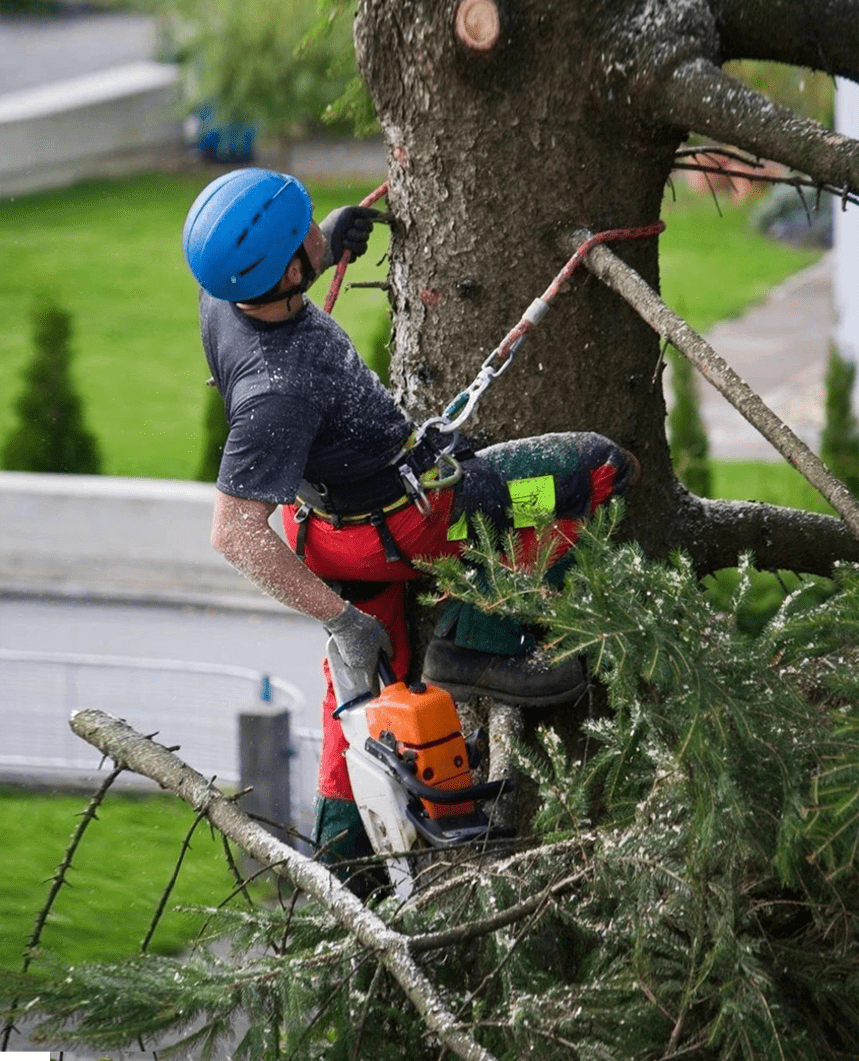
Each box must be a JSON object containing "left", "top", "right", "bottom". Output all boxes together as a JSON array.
[{"left": 182, "top": 169, "right": 313, "bottom": 301}]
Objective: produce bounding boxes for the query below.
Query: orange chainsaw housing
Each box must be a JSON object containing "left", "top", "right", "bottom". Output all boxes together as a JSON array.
[{"left": 366, "top": 680, "right": 476, "bottom": 819}]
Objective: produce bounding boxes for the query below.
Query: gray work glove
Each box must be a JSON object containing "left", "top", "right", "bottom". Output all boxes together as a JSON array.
[
  {"left": 319, "top": 206, "right": 388, "bottom": 267},
  {"left": 324, "top": 603, "right": 393, "bottom": 672}
]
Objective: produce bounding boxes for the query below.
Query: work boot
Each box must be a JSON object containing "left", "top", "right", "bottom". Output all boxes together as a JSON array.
[{"left": 421, "top": 637, "right": 588, "bottom": 707}]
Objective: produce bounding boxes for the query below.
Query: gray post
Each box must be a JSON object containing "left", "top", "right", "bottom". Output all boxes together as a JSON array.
[{"left": 239, "top": 704, "right": 291, "bottom": 844}]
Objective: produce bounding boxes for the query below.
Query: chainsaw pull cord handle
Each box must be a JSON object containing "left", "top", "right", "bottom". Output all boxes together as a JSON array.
[{"left": 323, "top": 180, "right": 391, "bottom": 315}]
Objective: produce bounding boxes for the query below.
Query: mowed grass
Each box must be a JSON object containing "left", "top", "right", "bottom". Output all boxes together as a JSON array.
[
  {"left": 0, "top": 168, "right": 391, "bottom": 480},
  {"left": 1, "top": 168, "right": 823, "bottom": 483},
  {"left": 0, "top": 785, "right": 258, "bottom": 972},
  {"left": 659, "top": 180, "right": 822, "bottom": 332}
]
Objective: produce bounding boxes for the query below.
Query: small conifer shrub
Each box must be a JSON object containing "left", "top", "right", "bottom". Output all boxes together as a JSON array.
[
  {"left": 196, "top": 383, "right": 229, "bottom": 482},
  {"left": 667, "top": 346, "right": 712, "bottom": 497},
  {"left": 2, "top": 301, "right": 101, "bottom": 475},
  {"left": 821, "top": 345, "right": 859, "bottom": 497}
]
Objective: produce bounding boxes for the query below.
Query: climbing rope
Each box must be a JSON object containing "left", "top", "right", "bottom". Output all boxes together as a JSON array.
[
  {"left": 323, "top": 180, "right": 391, "bottom": 314},
  {"left": 323, "top": 190, "right": 664, "bottom": 470},
  {"left": 417, "top": 220, "right": 666, "bottom": 440}
]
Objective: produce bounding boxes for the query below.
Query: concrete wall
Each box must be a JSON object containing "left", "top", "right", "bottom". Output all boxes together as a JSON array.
[
  {"left": 0, "top": 61, "right": 184, "bottom": 197},
  {"left": 0, "top": 470, "right": 283, "bottom": 612}
]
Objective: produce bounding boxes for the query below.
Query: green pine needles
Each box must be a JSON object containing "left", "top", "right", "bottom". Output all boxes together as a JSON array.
[
  {"left": 428, "top": 503, "right": 859, "bottom": 1059},
  {"left": 2, "top": 504, "right": 857, "bottom": 1060}
]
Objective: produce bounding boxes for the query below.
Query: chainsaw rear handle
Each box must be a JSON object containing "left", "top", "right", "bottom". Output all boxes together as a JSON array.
[
  {"left": 377, "top": 649, "right": 397, "bottom": 689},
  {"left": 365, "top": 735, "right": 512, "bottom": 806}
]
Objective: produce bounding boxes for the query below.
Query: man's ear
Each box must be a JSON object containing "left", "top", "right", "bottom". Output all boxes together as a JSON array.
[{"left": 285, "top": 256, "right": 303, "bottom": 287}]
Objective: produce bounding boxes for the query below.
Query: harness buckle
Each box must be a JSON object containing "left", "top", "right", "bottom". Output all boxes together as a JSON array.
[
  {"left": 425, "top": 452, "right": 462, "bottom": 490},
  {"left": 398, "top": 462, "right": 431, "bottom": 516}
]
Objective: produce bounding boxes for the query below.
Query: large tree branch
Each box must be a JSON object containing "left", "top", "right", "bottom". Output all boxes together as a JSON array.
[
  {"left": 672, "top": 489, "right": 859, "bottom": 575},
  {"left": 710, "top": 0, "right": 859, "bottom": 77},
  {"left": 68, "top": 710, "right": 501, "bottom": 1061},
  {"left": 573, "top": 230, "right": 859, "bottom": 544},
  {"left": 644, "top": 58, "right": 859, "bottom": 196}
]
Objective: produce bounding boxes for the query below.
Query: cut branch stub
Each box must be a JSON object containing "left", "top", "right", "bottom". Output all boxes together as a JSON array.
[{"left": 455, "top": 0, "right": 501, "bottom": 51}]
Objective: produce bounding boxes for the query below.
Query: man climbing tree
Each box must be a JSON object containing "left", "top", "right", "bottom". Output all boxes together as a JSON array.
[
  {"left": 182, "top": 168, "right": 639, "bottom": 890},
  {"left": 8, "top": 4, "right": 859, "bottom": 1059}
]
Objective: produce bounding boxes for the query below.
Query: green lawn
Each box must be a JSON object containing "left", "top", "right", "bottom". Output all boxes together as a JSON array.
[
  {"left": 1, "top": 786, "right": 261, "bottom": 972},
  {"left": 0, "top": 168, "right": 822, "bottom": 484},
  {"left": 0, "top": 170, "right": 391, "bottom": 480},
  {"left": 659, "top": 181, "right": 821, "bottom": 332},
  {"left": 712, "top": 459, "right": 835, "bottom": 515}
]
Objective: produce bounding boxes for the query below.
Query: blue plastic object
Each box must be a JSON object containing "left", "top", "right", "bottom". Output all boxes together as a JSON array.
[{"left": 196, "top": 103, "right": 256, "bottom": 164}]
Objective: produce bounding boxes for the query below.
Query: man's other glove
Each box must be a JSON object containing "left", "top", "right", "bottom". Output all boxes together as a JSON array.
[
  {"left": 319, "top": 206, "right": 387, "bottom": 265},
  {"left": 324, "top": 603, "right": 393, "bottom": 672}
]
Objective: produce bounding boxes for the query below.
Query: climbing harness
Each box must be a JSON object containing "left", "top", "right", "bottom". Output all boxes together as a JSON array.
[{"left": 322, "top": 184, "right": 664, "bottom": 526}]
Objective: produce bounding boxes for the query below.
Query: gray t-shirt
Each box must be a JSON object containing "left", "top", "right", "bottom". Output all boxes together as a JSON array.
[{"left": 199, "top": 294, "right": 410, "bottom": 504}]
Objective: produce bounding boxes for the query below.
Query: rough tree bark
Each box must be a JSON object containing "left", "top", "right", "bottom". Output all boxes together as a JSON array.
[{"left": 354, "top": 0, "right": 859, "bottom": 575}]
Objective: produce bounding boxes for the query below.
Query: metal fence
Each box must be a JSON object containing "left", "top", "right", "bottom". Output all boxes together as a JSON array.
[{"left": 0, "top": 649, "right": 322, "bottom": 841}]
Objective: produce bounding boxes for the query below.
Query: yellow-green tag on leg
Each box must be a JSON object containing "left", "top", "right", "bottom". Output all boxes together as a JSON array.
[
  {"left": 508, "top": 475, "right": 556, "bottom": 528},
  {"left": 447, "top": 512, "right": 469, "bottom": 541}
]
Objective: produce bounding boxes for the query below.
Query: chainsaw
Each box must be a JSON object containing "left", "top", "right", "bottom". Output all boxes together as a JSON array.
[{"left": 327, "top": 638, "right": 514, "bottom": 898}]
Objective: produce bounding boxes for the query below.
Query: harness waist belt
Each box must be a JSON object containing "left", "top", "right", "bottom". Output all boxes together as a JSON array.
[{"left": 298, "top": 431, "right": 472, "bottom": 519}]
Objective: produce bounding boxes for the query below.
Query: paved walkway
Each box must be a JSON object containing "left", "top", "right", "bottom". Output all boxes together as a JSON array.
[
  {"left": 700, "top": 254, "right": 832, "bottom": 461},
  {"left": 0, "top": 5, "right": 158, "bottom": 94}
]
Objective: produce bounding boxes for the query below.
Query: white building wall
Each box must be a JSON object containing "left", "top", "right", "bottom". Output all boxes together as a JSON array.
[{"left": 832, "top": 78, "right": 859, "bottom": 413}]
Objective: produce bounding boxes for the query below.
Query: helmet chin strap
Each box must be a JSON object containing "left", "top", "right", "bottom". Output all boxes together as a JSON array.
[{"left": 236, "top": 245, "right": 317, "bottom": 307}]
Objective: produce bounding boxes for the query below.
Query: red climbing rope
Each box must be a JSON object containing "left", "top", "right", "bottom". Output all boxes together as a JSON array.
[
  {"left": 494, "top": 221, "right": 667, "bottom": 362},
  {"left": 323, "top": 180, "right": 390, "bottom": 314},
  {"left": 429, "top": 219, "right": 666, "bottom": 433}
]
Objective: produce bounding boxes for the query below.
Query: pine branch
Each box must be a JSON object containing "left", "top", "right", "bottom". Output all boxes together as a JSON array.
[
  {"left": 647, "top": 58, "right": 859, "bottom": 195},
  {"left": 572, "top": 230, "right": 859, "bottom": 539},
  {"left": 408, "top": 870, "right": 584, "bottom": 954},
  {"left": 141, "top": 805, "right": 209, "bottom": 954},
  {"left": 0, "top": 762, "right": 125, "bottom": 1052},
  {"left": 67, "top": 708, "right": 502, "bottom": 1061}
]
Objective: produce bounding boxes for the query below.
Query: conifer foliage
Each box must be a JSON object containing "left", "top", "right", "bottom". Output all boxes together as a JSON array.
[
  {"left": 667, "top": 346, "right": 712, "bottom": 497},
  {"left": 196, "top": 383, "right": 229, "bottom": 482},
  {"left": 1, "top": 506, "right": 857, "bottom": 1060},
  {"left": 2, "top": 301, "right": 101, "bottom": 475},
  {"left": 821, "top": 347, "right": 859, "bottom": 498}
]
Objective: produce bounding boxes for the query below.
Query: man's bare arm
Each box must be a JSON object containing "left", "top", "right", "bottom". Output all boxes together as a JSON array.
[{"left": 211, "top": 490, "right": 346, "bottom": 622}]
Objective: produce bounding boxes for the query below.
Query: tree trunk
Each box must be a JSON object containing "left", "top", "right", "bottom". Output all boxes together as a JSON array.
[{"left": 355, "top": 0, "right": 859, "bottom": 574}]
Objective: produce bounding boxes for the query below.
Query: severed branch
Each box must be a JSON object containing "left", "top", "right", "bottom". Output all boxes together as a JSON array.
[
  {"left": 572, "top": 229, "right": 859, "bottom": 540},
  {"left": 68, "top": 709, "right": 501, "bottom": 1061},
  {"left": 409, "top": 869, "right": 583, "bottom": 954},
  {"left": 670, "top": 158, "right": 859, "bottom": 210},
  {"left": 647, "top": 59, "right": 859, "bottom": 197}
]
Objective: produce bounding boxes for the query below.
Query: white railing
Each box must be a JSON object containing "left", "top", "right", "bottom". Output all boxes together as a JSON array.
[{"left": 0, "top": 649, "right": 322, "bottom": 839}]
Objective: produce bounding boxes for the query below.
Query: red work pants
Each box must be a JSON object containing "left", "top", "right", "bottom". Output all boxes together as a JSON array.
[
  {"left": 283, "top": 488, "right": 463, "bottom": 801},
  {"left": 283, "top": 459, "right": 618, "bottom": 801}
]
